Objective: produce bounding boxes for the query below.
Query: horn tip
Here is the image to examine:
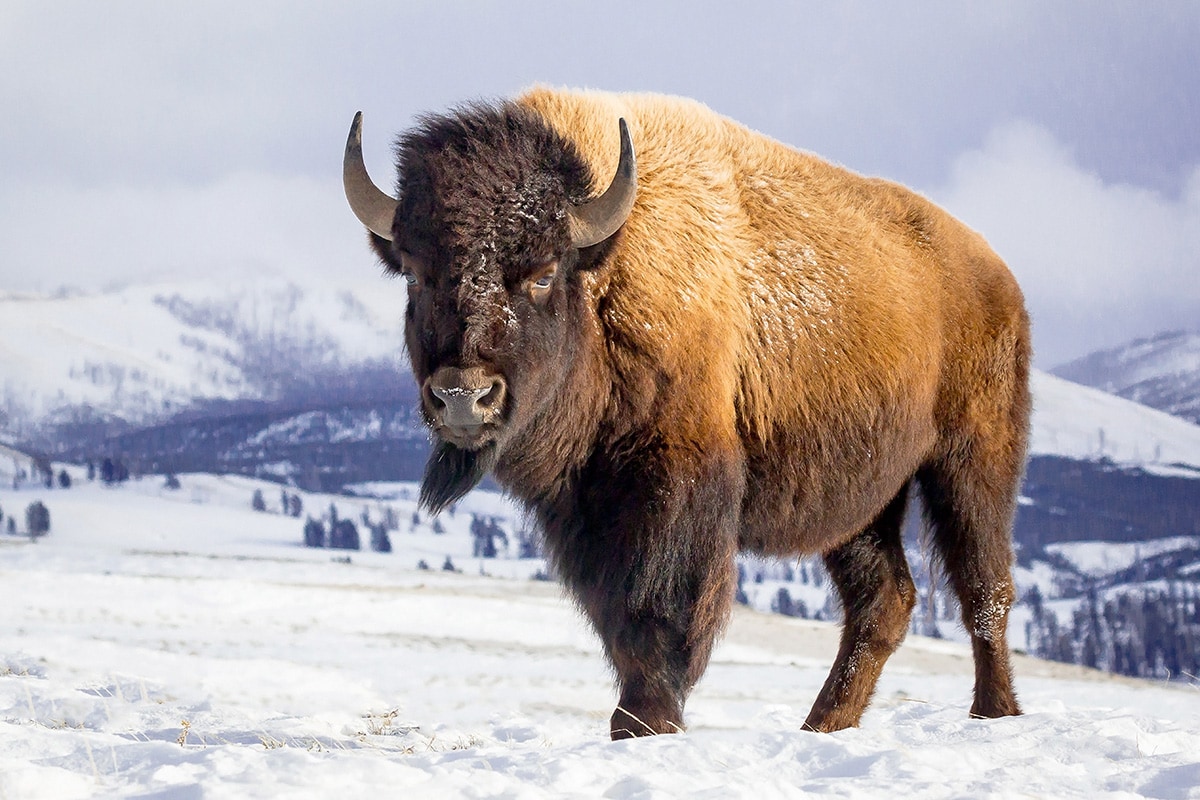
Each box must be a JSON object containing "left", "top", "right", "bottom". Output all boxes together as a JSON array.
[
  {"left": 347, "top": 112, "right": 364, "bottom": 148},
  {"left": 617, "top": 118, "right": 635, "bottom": 179}
]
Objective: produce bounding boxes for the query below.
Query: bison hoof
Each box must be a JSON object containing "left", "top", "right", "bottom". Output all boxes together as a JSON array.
[
  {"left": 610, "top": 706, "right": 684, "bottom": 740},
  {"left": 969, "top": 696, "right": 1022, "bottom": 720}
]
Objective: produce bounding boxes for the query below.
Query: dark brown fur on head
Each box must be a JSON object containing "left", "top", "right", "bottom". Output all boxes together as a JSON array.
[{"left": 371, "top": 103, "right": 610, "bottom": 512}]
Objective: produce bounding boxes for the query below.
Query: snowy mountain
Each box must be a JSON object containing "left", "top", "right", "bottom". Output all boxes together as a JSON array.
[
  {"left": 2, "top": 472, "right": 1198, "bottom": 797},
  {"left": 0, "top": 277, "right": 409, "bottom": 441},
  {"left": 1052, "top": 329, "right": 1200, "bottom": 425}
]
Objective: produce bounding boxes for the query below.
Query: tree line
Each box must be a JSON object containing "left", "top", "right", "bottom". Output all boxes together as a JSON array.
[{"left": 1024, "top": 582, "right": 1200, "bottom": 680}]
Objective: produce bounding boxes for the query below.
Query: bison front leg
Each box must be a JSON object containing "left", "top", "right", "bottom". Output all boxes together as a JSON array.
[
  {"left": 605, "top": 616, "right": 697, "bottom": 738},
  {"left": 566, "top": 452, "right": 741, "bottom": 740},
  {"left": 602, "top": 545, "right": 737, "bottom": 740}
]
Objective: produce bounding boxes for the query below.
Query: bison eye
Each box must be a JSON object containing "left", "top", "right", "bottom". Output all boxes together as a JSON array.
[
  {"left": 526, "top": 261, "right": 559, "bottom": 301},
  {"left": 397, "top": 251, "right": 424, "bottom": 288}
]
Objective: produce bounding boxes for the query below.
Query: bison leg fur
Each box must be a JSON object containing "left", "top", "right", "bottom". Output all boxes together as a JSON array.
[
  {"left": 805, "top": 485, "right": 916, "bottom": 732},
  {"left": 918, "top": 454, "right": 1023, "bottom": 719},
  {"left": 565, "top": 452, "right": 741, "bottom": 740}
]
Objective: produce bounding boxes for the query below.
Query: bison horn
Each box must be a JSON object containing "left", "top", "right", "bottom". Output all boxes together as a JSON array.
[
  {"left": 343, "top": 111, "right": 399, "bottom": 241},
  {"left": 568, "top": 118, "right": 637, "bottom": 248}
]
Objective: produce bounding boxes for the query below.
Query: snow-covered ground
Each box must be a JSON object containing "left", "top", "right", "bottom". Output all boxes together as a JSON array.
[{"left": 2, "top": 474, "right": 1200, "bottom": 798}]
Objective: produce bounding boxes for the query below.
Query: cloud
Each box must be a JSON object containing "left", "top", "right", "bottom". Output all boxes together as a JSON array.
[
  {"left": 2, "top": 3, "right": 1196, "bottom": 368},
  {"left": 0, "top": 172, "right": 380, "bottom": 293},
  {"left": 931, "top": 121, "right": 1200, "bottom": 367}
]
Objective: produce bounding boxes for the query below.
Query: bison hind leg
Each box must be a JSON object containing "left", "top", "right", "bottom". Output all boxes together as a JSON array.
[
  {"left": 917, "top": 453, "right": 1023, "bottom": 720},
  {"left": 804, "top": 483, "right": 916, "bottom": 732}
]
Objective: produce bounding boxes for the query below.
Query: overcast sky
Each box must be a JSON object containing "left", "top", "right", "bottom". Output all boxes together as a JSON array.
[{"left": 2, "top": 1, "right": 1198, "bottom": 367}]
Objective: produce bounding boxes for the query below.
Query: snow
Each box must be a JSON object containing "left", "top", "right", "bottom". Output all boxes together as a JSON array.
[
  {"left": 1029, "top": 370, "right": 1200, "bottom": 473},
  {"left": 1047, "top": 537, "right": 1200, "bottom": 578},
  {"left": 3, "top": 474, "right": 1200, "bottom": 797},
  {"left": 0, "top": 444, "right": 39, "bottom": 482},
  {"left": 0, "top": 277, "right": 405, "bottom": 431}
]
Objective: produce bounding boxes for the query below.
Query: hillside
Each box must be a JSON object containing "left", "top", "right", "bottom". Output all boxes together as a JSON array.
[
  {"left": 8, "top": 279, "right": 1200, "bottom": 469},
  {"left": 1052, "top": 329, "right": 1200, "bottom": 425},
  {"left": 1028, "top": 370, "right": 1200, "bottom": 476},
  {"left": 2, "top": 474, "right": 1199, "bottom": 797},
  {"left": 0, "top": 278, "right": 408, "bottom": 442}
]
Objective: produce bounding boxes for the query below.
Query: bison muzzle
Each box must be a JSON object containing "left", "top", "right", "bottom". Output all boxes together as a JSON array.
[{"left": 343, "top": 88, "right": 1031, "bottom": 740}]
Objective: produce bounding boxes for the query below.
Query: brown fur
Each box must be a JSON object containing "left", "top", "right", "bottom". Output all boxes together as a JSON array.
[{"left": 367, "top": 88, "right": 1031, "bottom": 739}]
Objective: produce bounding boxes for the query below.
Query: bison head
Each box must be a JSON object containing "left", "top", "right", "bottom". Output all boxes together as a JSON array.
[{"left": 344, "top": 104, "right": 636, "bottom": 512}]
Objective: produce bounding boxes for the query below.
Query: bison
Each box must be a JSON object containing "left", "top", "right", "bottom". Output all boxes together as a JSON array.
[{"left": 343, "top": 88, "right": 1030, "bottom": 740}]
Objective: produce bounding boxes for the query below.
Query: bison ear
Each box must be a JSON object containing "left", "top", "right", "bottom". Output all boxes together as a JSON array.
[
  {"left": 567, "top": 118, "right": 637, "bottom": 249},
  {"left": 344, "top": 112, "right": 399, "bottom": 241}
]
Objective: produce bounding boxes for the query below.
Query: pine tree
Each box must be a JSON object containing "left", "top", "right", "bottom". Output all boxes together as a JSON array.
[
  {"left": 515, "top": 519, "right": 542, "bottom": 559},
  {"left": 772, "top": 587, "right": 795, "bottom": 616},
  {"left": 471, "top": 515, "right": 483, "bottom": 556},
  {"left": 303, "top": 517, "right": 326, "bottom": 548},
  {"left": 251, "top": 489, "right": 267, "bottom": 512},
  {"left": 370, "top": 524, "right": 392, "bottom": 553},
  {"left": 1073, "top": 586, "right": 1108, "bottom": 671},
  {"left": 26, "top": 501, "right": 50, "bottom": 538},
  {"left": 330, "top": 519, "right": 360, "bottom": 550}
]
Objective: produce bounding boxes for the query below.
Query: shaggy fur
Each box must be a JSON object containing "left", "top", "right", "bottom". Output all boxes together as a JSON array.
[{"left": 365, "top": 88, "right": 1031, "bottom": 739}]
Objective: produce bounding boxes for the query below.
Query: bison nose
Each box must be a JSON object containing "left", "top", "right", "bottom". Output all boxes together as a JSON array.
[
  {"left": 424, "top": 367, "right": 507, "bottom": 428},
  {"left": 430, "top": 384, "right": 492, "bottom": 427}
]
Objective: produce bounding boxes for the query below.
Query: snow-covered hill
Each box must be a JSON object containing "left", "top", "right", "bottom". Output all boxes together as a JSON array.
[
  {"left": 2, "top": 474, "right": 1199, "bottom": 798},
  {"left": 0, "top": 444, "right": 40, "bottom": 486},
  {"left": 0, "top": 278, "right": 407, "bottom": 437},
  {"left": 1053, "top": 329, "right": 1200, "bottom": 425},
  {"left": 1030, "top": 370, "right": 1200, "bottom": 476}
]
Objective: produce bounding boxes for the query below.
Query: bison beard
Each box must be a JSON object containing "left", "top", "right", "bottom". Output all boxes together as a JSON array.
[
  {"left": 344, "top": 88, "right": 1030, "bottom": 741},
  {"left": 419, "top": 442, "right": 498, "bottom": 515}
]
